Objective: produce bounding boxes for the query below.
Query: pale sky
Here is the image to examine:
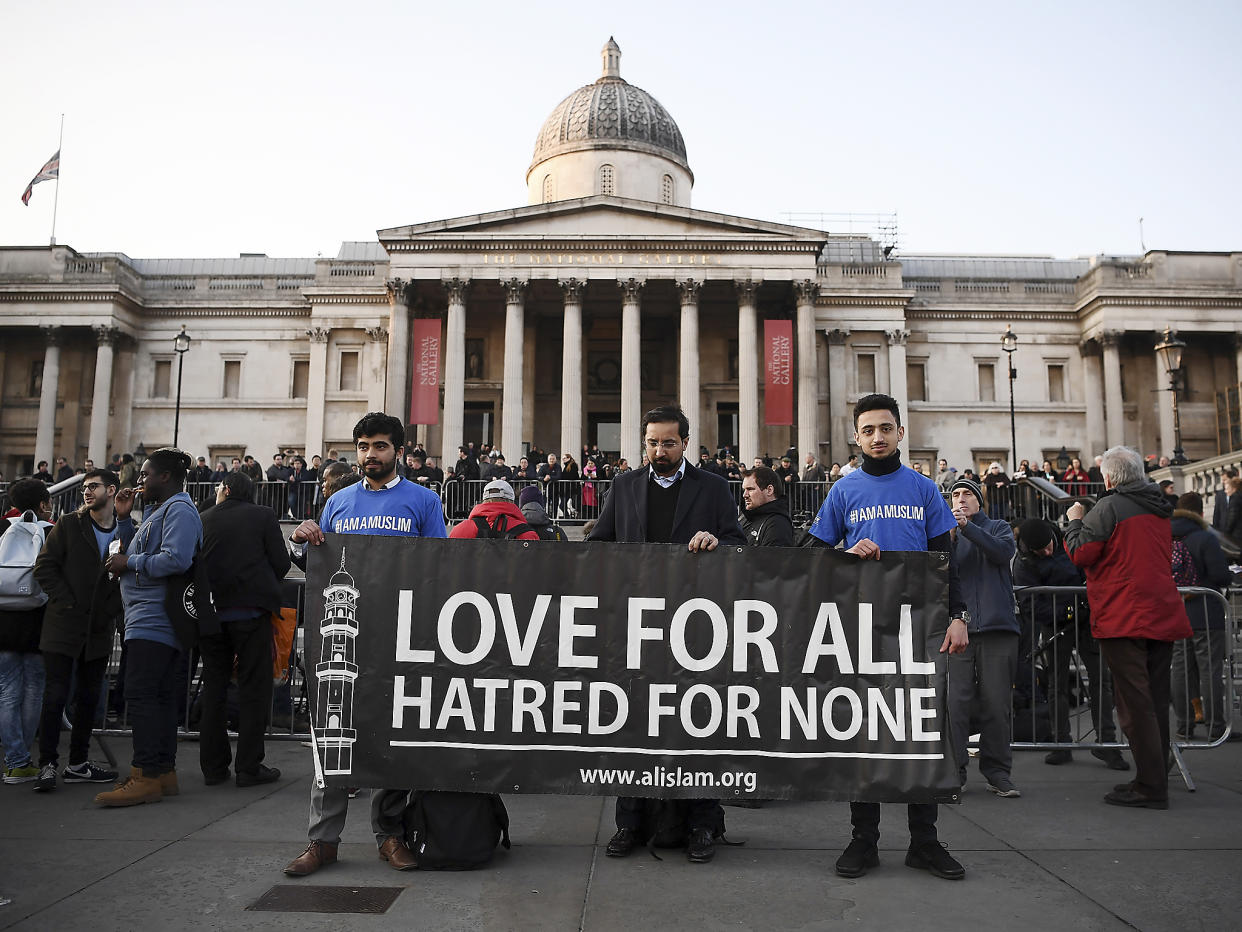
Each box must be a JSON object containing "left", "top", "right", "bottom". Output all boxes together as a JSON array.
[{"left": 3, "top": 0, "right": 1238, "bottom": 261}]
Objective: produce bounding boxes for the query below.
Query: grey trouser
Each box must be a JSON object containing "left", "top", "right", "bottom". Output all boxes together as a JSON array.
[
  {"left": 307, "top": 782, "right": 410, "bottom": 847},
  {"left": 1171, "top": 630, "right": 1228, "bottom": 736},
  {"left": 947, "top": 630, "right": 1018, "bottom": 782}
]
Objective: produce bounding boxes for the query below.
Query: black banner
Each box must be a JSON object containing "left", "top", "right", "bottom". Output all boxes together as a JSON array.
[{"left": 305, "top": 536, "right": 959, "bottom": 803}]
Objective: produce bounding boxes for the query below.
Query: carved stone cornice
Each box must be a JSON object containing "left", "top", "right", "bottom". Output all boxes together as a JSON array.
[
  {"left": 677, "top": 279, "right": 700, "bottom": 305},
  {"left": 306, "top": 327, "right": 331, "bottom": 344},
  {"left": 560, "top": 277, "right": 584, "bottom": 304},
  {"left": 92, "top": 324, "right": 121, "bottom": 346},
  {"left": 503, "top": 278, "right": 527, "bottom": 305},
  {"left": 793, "top": 279, "right": 819, "bottom": 305},
  {"left": 619, "top": 278, "right": 644, "bottom": 304},
  {"left": 40, "top": 325, "right": 62, "bottom": 346},
  {"left": 365, "top": 326, "right": 389, "bottom": 343},
  {"left": 443, "top": 278, "right": 469, "bottom": 306},
  {"left": 825, "top": 328, "right": 850, "bottom": 345},
  {"left": 886, "top": 329, "right": 910, "bottom": 347},
  {"left": 734, "top": 279, "right": 758, "bottom": 305}
]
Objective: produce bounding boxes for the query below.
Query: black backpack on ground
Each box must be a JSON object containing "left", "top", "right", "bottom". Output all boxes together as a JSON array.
[
  {"left": 402, "top": 791, "right": 511, "bottom": 870},
  {"left": 470, "top": 515, "right": 533, "bottom": 540}
]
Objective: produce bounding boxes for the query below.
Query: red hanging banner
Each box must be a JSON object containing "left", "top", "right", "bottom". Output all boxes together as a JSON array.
[
  {"left": 764, "top": 319, "right": 794, "bottom": 426},
  {"left": 410, "top": 318, "right": 441, "bottom": 425}
]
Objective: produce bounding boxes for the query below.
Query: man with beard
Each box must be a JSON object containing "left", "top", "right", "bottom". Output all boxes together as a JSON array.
[
  {"left": 284, "top": 412, "right": 446, "bottom": 877},
  {"left": 740, "top": 466, "right": 794, "bottom": 547},
  {"left": 32, "top": 469, "right": 134, "bottom": 791},
  {"left": 589, "top": 404, "right": 747, "bottom": 864},
  {"left": 806, "top": 393, "right": 968, "bottom": 881}
]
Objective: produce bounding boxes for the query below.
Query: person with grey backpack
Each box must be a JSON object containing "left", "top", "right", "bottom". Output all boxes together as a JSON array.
[{"left": 0, "top": 479, "right": 54, "bottom": 784}]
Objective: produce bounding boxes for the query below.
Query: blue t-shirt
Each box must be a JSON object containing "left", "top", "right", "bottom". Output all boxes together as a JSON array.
[
  {"left": 320, "top": 478, "right": 447, "bottom": 539},
  {"left": 89, "top": 518, "right": 120, "bottom": 560},
  {"left": 808, "top": 465, "right": 955, "bottom": 551}
]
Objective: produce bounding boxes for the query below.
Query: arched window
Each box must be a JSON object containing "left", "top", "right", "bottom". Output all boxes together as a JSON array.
[
  {"left": 661, "top": 174, "right": 674, "bottom": 204},
  {"left": 542, "top": 174, "right": 553, "bottom": 203},
  {"left": 599, "top": 164, "right": 615, "bottom": 196}
]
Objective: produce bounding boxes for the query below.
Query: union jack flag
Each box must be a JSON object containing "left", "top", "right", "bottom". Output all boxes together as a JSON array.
[{"left": 20, "top": 150, "right": 59, "bottom": 206}]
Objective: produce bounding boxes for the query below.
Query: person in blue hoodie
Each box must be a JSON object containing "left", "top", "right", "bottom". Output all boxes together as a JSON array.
[
  {"left": 946, "top": 476, "right": 1020, "bottom": 798},
  {"left": 99, "top": 448, "right": 202, "bottom": 807}
]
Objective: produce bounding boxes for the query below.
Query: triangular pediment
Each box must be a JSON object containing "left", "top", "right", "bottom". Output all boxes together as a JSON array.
[{"left": 378, "top": 196, "right": 827, "bottom": 246}]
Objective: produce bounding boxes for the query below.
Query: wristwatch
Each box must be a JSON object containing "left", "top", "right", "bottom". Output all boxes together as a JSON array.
[{"left": 950, "top": 611, "right": 970, "bottom": 625}]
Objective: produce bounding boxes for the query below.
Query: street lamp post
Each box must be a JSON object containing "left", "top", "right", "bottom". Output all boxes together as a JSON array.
[
  {"left": 1153, "top": 327, "right": 1187, "bottom": 465},
  {"left": 1001, "top": 325, "right": 1018, "bottom": 472},
  {"left": 172, "top": 325, "right": 192, "bottom": 448}
]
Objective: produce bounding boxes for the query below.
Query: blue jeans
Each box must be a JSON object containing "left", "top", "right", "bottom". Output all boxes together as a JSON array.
[{"left": 0, "top": 651, "right": 45, "bottom": 769}]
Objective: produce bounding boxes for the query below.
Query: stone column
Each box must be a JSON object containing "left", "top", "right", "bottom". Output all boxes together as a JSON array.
[
  {"left": 441, "top": 279, "right": 468, "bottom": 468},
  {"left": 794, "top": 280, "right": 818, "bottom": 462},
  {"left": 1234, "top": 333, "right": 1242, "bottom": 387},
  {"left": 887, "top": 329, "right": 910, "bottom": 459},
  {"left": 385, "top": 279, "right": 411, "bottom": 417},
  {"left": 365, "top": 326, "right": 388, "bottom": 413},
  {"left": 677, "top": 279, "right": 701, "bottom": 457},
  {"left": 826, "top": 329, "right": 850, "bottom": 464},
  {"left": 501, "top": 278, "right": 527, "bottom": 460},
  {"left": 560, "top": 278, "right": 584, "bottom": 459},
  {"left": 620, "top": 279, "right": 644, "bottom": 467},
  {"left": 305, "top": 327, "right": 330, "bottom": 457},
  {"left": 88, "top": 325, "right": 119, "bottom": 464},
  {"left": 736, "top": 280, "right": 759, "bottom": 463},
  {"left": 34, "top": 326, "right": 62, "bottom": 470},
  {"left": 1101, "top": 330, "right": 1124, "bottom": 449},
  {"left": 1080, "top": 341, "right": 1106, "bottom": 458}
]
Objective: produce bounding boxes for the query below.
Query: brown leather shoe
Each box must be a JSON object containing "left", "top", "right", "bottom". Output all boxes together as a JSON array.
[
  {"left": 94, "top": 767, "right": 163, "bottom": 807},
  {"left": 284, "top": 840, "right": 338, "bottom": 877},
  {"left": 378, "top": 835, "right": 417, "bottom": 871},
  {"left": 159, "top": 770, "right": 179, "bottom": 797}
]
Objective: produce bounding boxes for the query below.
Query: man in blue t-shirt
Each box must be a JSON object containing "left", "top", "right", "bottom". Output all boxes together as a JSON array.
[
  {"left": 807, "top": 393, "right": 969, "bottom": 882},
  {"left": 284, "top": 412, "right": 447, "bottom": 878}
]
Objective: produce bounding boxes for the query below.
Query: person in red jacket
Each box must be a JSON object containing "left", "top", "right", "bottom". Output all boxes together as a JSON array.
[
  {"left": 449, "top": 480, "right": 539, "bottom": 541},
  {"left": 1064, "top": 445, "right": 1192, "bottom": 810}
]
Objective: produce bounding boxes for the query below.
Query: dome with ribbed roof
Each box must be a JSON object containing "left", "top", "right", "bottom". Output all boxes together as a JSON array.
[{"left": 526, "top": 39, "right": 693, "bottom": 205}]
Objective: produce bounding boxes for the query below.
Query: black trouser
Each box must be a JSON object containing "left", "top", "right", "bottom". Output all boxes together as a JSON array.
[
  {"left": 38, "top": 650, "right": 108, "bottom": 768},
  {"left": 1042, "top": 620, "right": 1117, "bottom": 743},
  {"left": 849, "top": 802, "right": 938, "bottom": 846},
  {"left": 1100, "top": 638, "right": 1173, "bottom": 799},
  {"left": 198, "top": 613, "right": 273, "bottom": 778},
  {"left": 615, "top": 796, "right": 724, "bottom": 834},
  {"left": 124, "top": 638, "right": 182, "bottom": 777}
]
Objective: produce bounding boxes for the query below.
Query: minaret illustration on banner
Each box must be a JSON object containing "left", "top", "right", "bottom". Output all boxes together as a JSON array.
[{"left": 315, "top": 547, "right": 359, "bottom": 775}]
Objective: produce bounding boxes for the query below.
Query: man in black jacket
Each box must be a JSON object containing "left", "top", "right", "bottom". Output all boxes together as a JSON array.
[
  {"left": 589, "top": 403, "right": 747, "bottom": 865},
  {"left": 32, "top": 469, "right": 135, "bottom": 791},
  {"left": 740, "top": 466, "right": 794, "bottom": 547},
  {"left": 199, "top": 471, "right": 291, "bottom": 787}
]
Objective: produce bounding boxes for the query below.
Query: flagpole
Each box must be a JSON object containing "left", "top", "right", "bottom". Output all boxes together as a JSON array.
[{"left": 49, "top": 114, "right": 64, "bottom": 246}]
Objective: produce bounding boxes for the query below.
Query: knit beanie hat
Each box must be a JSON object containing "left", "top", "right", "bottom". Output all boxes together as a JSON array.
[
  {"left": 949, "top": 476, "right": 984, "bottom": 506},
  {"left": 518, "top": 485, "right": 545, "bottom": 508},
  {"left": 1018, "top": 518, "right": 1055, "bottom": 552}
]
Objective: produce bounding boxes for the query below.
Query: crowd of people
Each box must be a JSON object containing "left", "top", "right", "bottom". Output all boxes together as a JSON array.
[{"left": 0, "top": 399, "right": 1236, "bottom": 887}]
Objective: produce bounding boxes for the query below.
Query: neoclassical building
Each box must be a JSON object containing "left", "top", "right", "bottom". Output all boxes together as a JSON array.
[{"left": 2, "top": 39, "right": 1241, "bottom": 481}]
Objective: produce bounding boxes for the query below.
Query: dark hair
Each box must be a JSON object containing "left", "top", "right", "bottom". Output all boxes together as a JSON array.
[
  {"left": 745, "top": 465, "right": 783, "bottom": 496},
  {"left": 121, "top": 454, "right": 134, "bottom": 464},
  {"left": 37, "top": 460, "right": 48, "bottom": 470},
  {"left": 321, "top": 461, "right": 353, "bottom": 482},
  {"left": 853, "top": 393, "right": 901, "bottom": 428},
  {"left": 353, "top": 411, "right": 405, "bottom": 450},
  {"left": 10, "top": 478, "right": 50, "bottom": 512},
  {"left": 1176, "top": 491, "right": 1204, "bottom": 515},
  {"left": 83, "top": 468, "right": 120, "bottom": 489},
  {"left": 641, "top": 404, "right": 689, "bottom": 440},
  {"left": 147, "top": 447, "right": 192, "bottom": 484},
  {"left": 220, "top": 471, "right": 254, "bottom": 502},
  {"left": 324, "top": 466, "right": 362, "bottom": 498}
]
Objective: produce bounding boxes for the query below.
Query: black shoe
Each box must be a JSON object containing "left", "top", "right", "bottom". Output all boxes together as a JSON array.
[
  {"left": 203, "top": 770, "right": 230, "bottom": 786},
  {"left": 905, "top": 841, "right": 965, "bottom": 880},
  {"left": 835, "top": 837, "right": 879, "bottom": 878},
  {"left": 1044, "top": 750, "right": 1072, "bottom": 765},
  {"left": 686, "top": 828, "right": 716, "bottom": 864},
  {"left": 1091, "top": 749, "right": 1129, "bottom": 771},
  {"left": 235, "top": 764, "right": 281, "bottom": 787},
  {"left": 1112, "top": 781, "right": 1136, "bottom": 794},
  {"left": 1103, "top": 788, "right": 1168, "bottom": 810},
  {"left": 606, "top": 827, "right": 636, "bottom": 858}
]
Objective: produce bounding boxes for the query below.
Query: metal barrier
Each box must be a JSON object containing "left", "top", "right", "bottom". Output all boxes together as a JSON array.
[{"left": 1015, "top": 584, "right": 1235, "bottom": 790}]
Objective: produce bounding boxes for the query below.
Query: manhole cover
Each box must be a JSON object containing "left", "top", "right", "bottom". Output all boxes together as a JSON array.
[{"left": 248, "top": 885, "right": 404, "bottom": 914}]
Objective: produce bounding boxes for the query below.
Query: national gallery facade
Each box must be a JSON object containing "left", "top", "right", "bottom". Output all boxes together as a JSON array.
[{"left": 2, "top": 39, "right": 1240, "bottom": 479}]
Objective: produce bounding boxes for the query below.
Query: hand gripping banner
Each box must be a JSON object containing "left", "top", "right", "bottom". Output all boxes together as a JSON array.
[{"left": 305, "top": 536, "right": 960, "bottom": 804}]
